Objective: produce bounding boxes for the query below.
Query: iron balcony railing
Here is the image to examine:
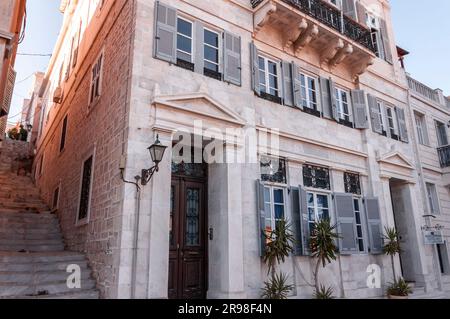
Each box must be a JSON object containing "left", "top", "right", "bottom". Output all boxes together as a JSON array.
[
  {"left": 251, "top": 0, "right": 376, "bottom": 53},
  {"left": 437, "top": 145, "right": 450, "bottom": 168},
  {"left": 407, "top": 76, "right": 440, "bottom": 103}
]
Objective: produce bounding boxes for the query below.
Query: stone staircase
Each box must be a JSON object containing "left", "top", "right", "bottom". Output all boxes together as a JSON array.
[{"left": 0, "top": 142, "right": 99, "bottom": 299}]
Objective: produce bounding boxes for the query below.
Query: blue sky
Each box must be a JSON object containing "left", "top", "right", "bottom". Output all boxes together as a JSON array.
[{"left": 7, "top": 0, "right": 450, "bottom": 124}]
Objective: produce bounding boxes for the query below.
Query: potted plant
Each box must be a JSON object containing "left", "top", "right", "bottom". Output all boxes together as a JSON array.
[
  {"left": 261, "top": 220, "right": 295, "bottom": 299},
  {"left": 383, "top": 227, "right": 411, "bottom": 299},
  {"left": 309, "top": 218, "right": 340, "bottom": 299}
]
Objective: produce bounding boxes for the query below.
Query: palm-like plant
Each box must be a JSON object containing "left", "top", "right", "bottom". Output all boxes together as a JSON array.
[
  {"left": 383, "top": 227, "right": 401, "bottom": 282},
  {"left": 314, "top": 285, "right": 335, "bottom": 299},
  {"left": 261, "top": 272, "right": 295, "bottom": 300},
  {"left": 309, "top": 218, "right": 340, "bottom": 294}
]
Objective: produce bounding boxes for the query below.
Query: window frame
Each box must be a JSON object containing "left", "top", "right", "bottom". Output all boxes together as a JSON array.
[
  {"left": 367, "top": 14, "right": 385, "bottom": 60},
  {"left": 335, "top": 87, "right": 352, "bottom": 123},
  {"left": 203, "top": 26, "right": 222, "bottom": 74},
  {"left": 176, "top": 16, "right": 194, "bottom": 64},
  {"left": 385, "top": 105, "right": 398, "bottom": 137},
  {"left": 258, "top": 54, "right": 281, "bottom": 98},
  {"left": 306, "top": 190, "right": 333, "bottom": 234},
  {"left": 89, "top": 50, "right": 104, "bottom": 108},
  {"left": 414, "top": 112, "right": 428, "bottom": 146},
  {"left": 426, "top": 182, "right": 441, "bottom": 216},
  {"left": 353, "top": 197, "right": 367, "bottom": 254},
  {"left": 376, "top": 100, "right": 386, "bottom": 134},
  {"left": 435, "top": 120, "right": 449, "bottom": 147},
  {"left": 300, "top": 73, "right": 319, "bottom": 111},
  {"left": 59, "top": 114, "right": 68, "bottom": 153},
  {"left": 263, "top": 185, "right": 288, "bottom": 233},
  {"left": 76, "top": 150, "right": 96, "bottom": 226}
]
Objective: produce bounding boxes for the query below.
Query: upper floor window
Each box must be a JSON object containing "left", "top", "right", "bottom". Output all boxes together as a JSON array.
[
  {"left": 385, "top": 106, "right": 398, "bottom": 138},
  {"left": 353, "top": 198, "right": 366, "bottom": 252},
  {"left": 263, "top": 186, "right": 286, "bottom": 233},
  {"left": 426, "top": 183, "right": 440, "bottom": 215},
  {"left": 301, "top": 74, "right": 318, "bottom": 111},
  {"left": 258, "top": 56, "right": 279, "bottom": 98},
  {"left": 60, "top": 115, "right": 68, "bottom": 152},
  {"left": 367, "top": 15, "right": 385, "bottom": 60},
  {"left": 344, "top": 172, "right": 361, "bottom": 195},
  {"left": 176, "top": 18, "right": 193, "bottom": 67},
  {"left": 436, "top": 121, "right": 449, "bottom": 147},
  {"left": 415, "top": 112, "right": 429, "bottom": 146},
  {"left": 89, "top": 51, "right": 104, "bottom": 106},
  {"left": 260, "top": 156, "right": 287, "bottom": 184},
  {"left": 307, "top": 192, "right": 331, "bottom": 233},
  {"left": 335, "top": 87, "right": 352, "bottom": 124},
  {"left": 303, "top": 165, "right": 331, "bottom": 190},
  {"left": 376, "top": 101, "right": 386, "bottom": 134},
  {"left": 204, "top": 28, "right": 220, "bottom": 77}
]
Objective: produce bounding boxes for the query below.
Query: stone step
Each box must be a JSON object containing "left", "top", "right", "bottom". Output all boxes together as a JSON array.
[
  {"left": 0, "top": 289, "right": 99, "bottom": 299},
  {"left": 0, "top": 243, "right": 65, "bottom": 252},
  {"left": 0, "top": 228, "right": 61, "bottom": 236},
  {"left": 0, "top": 252, "right": 86, "bottom": 264},
  {"left": 0, "top": 232, "right": 62, "bottom": 241},
  {"left": 0, "top": 208, "right": 51, "bottom": 215},
  {"left": 0, "top": 268, "right": 92, "bottom": 284},
  {"left": 0, "top": 279, "right": 97, "bottom": 297},
  {"left": 0, "top": 203, "right": 49, "bottom": 210},
  {"left": 0, "top": 212, "right": 57, "bottom": 222},
  {"left": 0, "top": 260, "right": 88, "bottom": 272}
]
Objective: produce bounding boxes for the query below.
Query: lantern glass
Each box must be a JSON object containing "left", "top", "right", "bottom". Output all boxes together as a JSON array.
[{"left": 148, "top": 139, "right": 167, "bottom": 164}]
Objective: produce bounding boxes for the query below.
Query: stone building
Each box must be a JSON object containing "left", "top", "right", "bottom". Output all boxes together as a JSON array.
[
  {"left": 30, "top": 0, "right": 450, "bottom": 299},
  {"left": 0, "top": 0, "right": 26, "bottom": 146}
]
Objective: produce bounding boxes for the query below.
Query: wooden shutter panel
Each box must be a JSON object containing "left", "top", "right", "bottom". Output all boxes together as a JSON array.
[
  {"left": 256, "top": 180, "right": 268, "bottom": 257},
  {"left": 194, "top": 21, "right": 204, "bottom": 74},
  {"left": 223, "top": 32, "right": 241, "bottom": 86},
  {"left": 380, "top": 19, "right": 393, "bottom": 64},
  {"left": 250, "top": 42, "right": 260, "bottom": 96},
  {"left": 395, "top": 107, "right": 409, "bottom": 143},
  {"left": 282, "top": 61, "right": 293, "bottom": 107},
  {"left": 355, "top": 1, "right": 367, "bottom": 25},
  {"left": 365, "top": 197, "right": 383, "bottom": 254},
  {"left": 342, "top": 0, "right": 357, "bottom": 20},
  {"left": 154, "top": 1, "right": 177, "bottom": 63},
  {"left": 367, "top": 94, "right": 382, "bottom": 134},
  {"left": 298, "top": 186, "right": 310, "bottom": 256},
  {"left": 291, "top": 63, "right": 303, "bottom": 110},
  {"left": 290, "top": 187, "right": 303, "bottom": 256},
  {"left": 334, "top": 193, "right": 358, "bottom": 254},
  {"left": 351, "top": 90, "right": 369, "bottom": 129},
  {"left": 2, "top": 67, "right": 16, "bottom": 115},
  {"left": 320, "top": 77, "right": 332, "bottom": 119},
  {"left": 329, "top": 78, "right": 338, "bottom": 121}
]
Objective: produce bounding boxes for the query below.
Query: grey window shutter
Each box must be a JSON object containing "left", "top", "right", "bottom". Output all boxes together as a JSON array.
[
  {"left": 355, "top": 0, "right": 367, "bottom": 25},
  {"left": 365, "top": 197, "right": 383, "bottom": 255},
  {"left": 395, "top": 107, "right": 409, "bottom": 143},
  {"left": 290, "top": 187, "right": 303, "bottom": 256},
  {"left": 329, "top": 78, "right": 339, "bottom": 121},
  {"left": 382, "top": 104, "right": 391, "bottom": 138},
  {"left": 291, "top": 63, "right": 303, "bottom": 110},
  {"left": 342, "top": 0, "right": 357, "bottom": 21},
  {"left": 154, "top": 1, "right": 177, "bottom": 63},
  {"left": 320, "top": 77, "right": 332, "bottom": 119},
  {"left": 223, "top": 32, "right": 241, "bottom": 86},
  {"left": 351, "top": 90, "right": 369, "bottom": 129},
  {"left": 256, "top": 180, "right": 267, "bottom": 257},
  {"left": 334, "top": 193, "right": 358, "bottom": 255},
  {"left": 298, "top": 186, "right": 311, "bottom": 256},
  {"left": 368, "top": 94, "right": 382, "bottom": 134},
  {"left": 250, "top": 42, "right": 260, "bottom": 96},
  {"left": 282, "top": 61, "right": 293, "bottom": 107},
  {"left": 380, "top": 19, "right": 393, "bottom": 64},
  {"left": 194, "top": 21, "right": 204, "bottom": 74}
]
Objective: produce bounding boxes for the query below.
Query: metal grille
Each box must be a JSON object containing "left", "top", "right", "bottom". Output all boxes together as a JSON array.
[
  {"left": 303, "top": 164, "right": 330, "bottom": 190},
  {"left": 344, "top": 172, "right": 361, "bottom": 195},
  {"left": 78, "top": 156, "right": 93, "bottom": 220}
]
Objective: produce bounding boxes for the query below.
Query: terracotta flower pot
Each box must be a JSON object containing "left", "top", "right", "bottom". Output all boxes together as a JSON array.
[{"left": 388, "top": 295, "right": 409, "bottom": 300}]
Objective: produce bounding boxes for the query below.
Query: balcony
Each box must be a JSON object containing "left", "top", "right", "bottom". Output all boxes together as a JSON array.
[
  {"left": 251, "top": 0, "right": 376, "bottom": 78},
  {"left": 438, "top": 145, "right": 450, "bottom": 168},
  {"left": 407, "top": 76, "right": 440, "bottom": 104}
]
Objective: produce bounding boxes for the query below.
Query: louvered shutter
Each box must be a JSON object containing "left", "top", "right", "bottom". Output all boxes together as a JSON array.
[
  {"left": 356, "top": 1, "right": 367, "bottom": 25},
  {"left": 251, "top": 42, "right": 260, "bottom": 96},
  {"left": 194, "top": 21, "right": 204, "bottom": 74},
  {"left": 291, "top": 63, "right": 303, "bottom": 110},
  {"left": 380, "top": 19, "right": 393, "bottom": 64},
  {"left": 342, "top": 0, "right": 357, "bottom": 21},
  {"left": 329, "top": 78, "right": 338, "bottom": 121},
  {"left": 351, "top": 90, "right": 369, "bottom": 129},
  {"left": 282, "top": 61, "right": 293, "bottom": 107},
  {"left": 256, "top": 180, "right": 268, "bottom": 257},
  {"left": 290, "top": 187, "right": 303, "bottom": 256},
  {"left": 2, "top": 67, "right": 16, "bottom": 115},
  {"left": 320, "top": 77, "right": 332, "bottom": 119},
  {"left": 334, "top": 193, "right": 358, "bottom": 254},
  {"left": 154, "top": 1, "right": 177, "bottom": 63},
  {"left": 298, "top": 186, "right": 311, "bottom": 256},
  {"left": 396, "top": 107, "right": 409, "bottom": 143},
  {"left": 223, "top": 32, "right": 241, "bottom": 86},
  {"left": 367, "top": 94, "right": 382, "bottom": 134},
  {"left": 365, "top": 197, "right": 383, "bottom": 254}
]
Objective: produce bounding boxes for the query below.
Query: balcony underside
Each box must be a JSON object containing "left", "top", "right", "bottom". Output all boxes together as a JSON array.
[{"left": 253, "top": 0, "right": 375, "bottom": 79}]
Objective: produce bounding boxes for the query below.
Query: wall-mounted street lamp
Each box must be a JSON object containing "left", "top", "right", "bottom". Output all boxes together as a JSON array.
[{"left": 140, "top": 135, "right": 168, "bottom": 186}]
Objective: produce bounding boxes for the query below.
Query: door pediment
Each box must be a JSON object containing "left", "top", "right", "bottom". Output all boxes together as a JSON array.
[
  {"left": 377, "top": 151, "right": 415, "bottom": 181},
  {"left": 377, "top": 151, "right": 414, "bottom": 170}
]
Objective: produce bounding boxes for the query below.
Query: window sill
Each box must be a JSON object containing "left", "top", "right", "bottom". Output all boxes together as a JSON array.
[
  {"left": 75, "top": 218, "right": 89, "bottom": 227},
  {"left": 176, "top": 59, "right": 195, "bottom": 72},
  {"left": 303, "top": 107, "right": 321, "bottom": 118},
  {"left": 203, "top": 68, "right": 222, "bottom": 81},
  {"left": 390, "top": 133, "right": 399, "bottom": 141},
  {"left": 259, "top": 92, "right": 282, "bottom": 105},
  {"left": 339, "top": 118, "right": 354, "bottom": 129}
]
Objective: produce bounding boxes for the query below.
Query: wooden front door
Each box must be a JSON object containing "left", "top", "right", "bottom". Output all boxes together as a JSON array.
[{"left": 169, "top": 176, "right": 207, "bottom": 299}]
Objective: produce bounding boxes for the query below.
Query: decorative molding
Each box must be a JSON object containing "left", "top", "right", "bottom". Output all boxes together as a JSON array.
[
  {"left": 352, "top": 56, "right": 375, "bottom": 80},
  {"left": 283, "top": 19, "right": 308, "bottom": 51},
  {"left": 254, "top": 1, "right": 277, "bottom": 34},
  {"left": 377, "top": 151, "right": 415, "bottom": 170},
  {"left": 330, "top": 43, "right": 353, "bottom": 68},
  {"left": 294, "top": 23, "right": 319, "bottom": 55},
  {"left": 320, "top": 38, "right": 344, "bottom": 66}
]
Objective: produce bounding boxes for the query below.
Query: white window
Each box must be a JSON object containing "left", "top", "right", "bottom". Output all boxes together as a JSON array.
[
  {"left": 89, "top": 52, "right": 103, "bottom": 105},
  {"left": 328, "top": 0, "right": 342, "bottom": 8},
  {"left": 426, "top": 183, "right": 440, "bottom": 215},
  {"left": 300, "top": 74, "right": 318, "bottom": 110},
  {"left": 436, "top": 121, "right": 449, "bottom": 147},
  {"left": 376, "top": 101, "right": 386, "bottom": 133},
  {"left": 335, "top": 87, "right": 351, "bottom": 122},
  {"left": 258, "top": 56, "right": 280, "bottom": 97},
  {"left": 386, "top": 106, "right": 398, "bottom": 137},
  {"left": 307, "top": 192, "right": 331, "bottom": 233},
  {"left": 204, "top": 28, "right": 220, "bottom": 73},
  {"left": 353, "top": 198, "right": 366, "bottom": 253},
  {"left": 415, "top": 112, "right": 428, "bottom": 145},
  {"left": 263, "top": 186, "right": 286, "bottom": 233},
  {"left": 176, "top": 18, "right": 193, "bottom": 63},
  {"left": 367, "top": 14, "right": 385, "bottom": 60}
]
